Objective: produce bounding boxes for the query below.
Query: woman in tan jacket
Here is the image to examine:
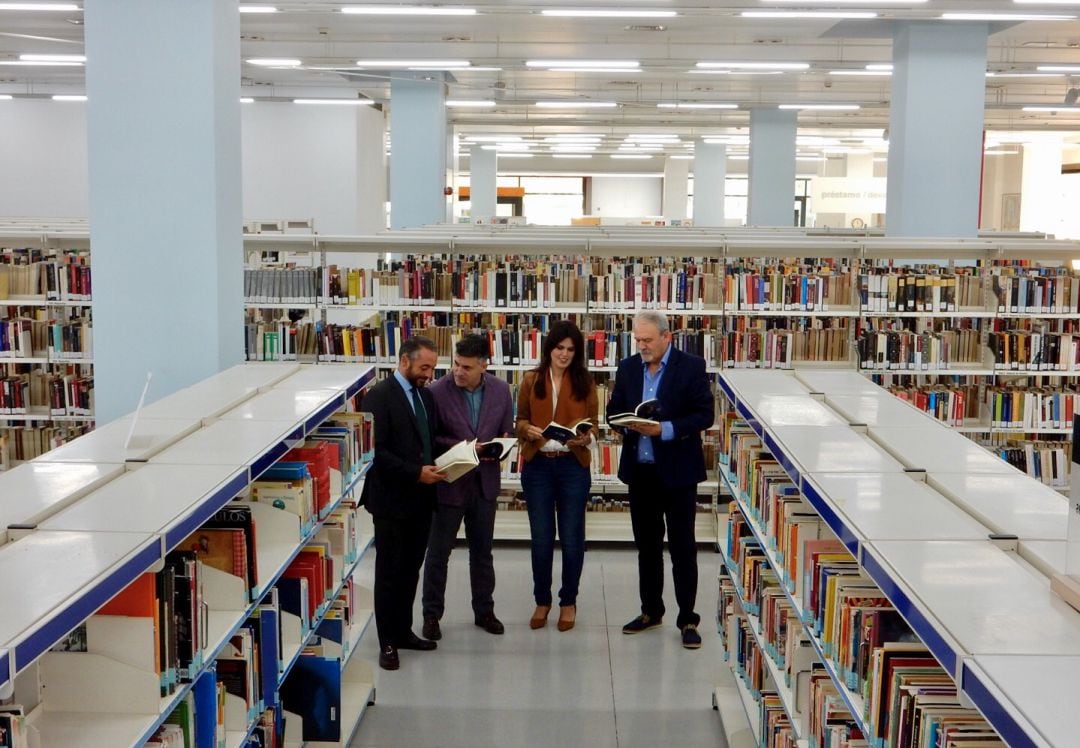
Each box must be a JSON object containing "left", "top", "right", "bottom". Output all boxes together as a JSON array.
[{"left": 516, "top": 319, "right": 598, "bottom": 632}]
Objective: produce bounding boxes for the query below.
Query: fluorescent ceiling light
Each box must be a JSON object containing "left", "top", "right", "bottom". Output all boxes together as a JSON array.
[
  {"left": 247, "top": 58, "right": 301, "bottom": 67},
  {"left": 19, "top": 53, "right": 85, "bottom": 62},
  {"left": 688, "top": 69, "right": 783, "bottom": 75},
  {"left": 553, "top": 154, "right": 593, "bottom": 159},
  {"left": 446, "top": 100, "right": 496, "bottom": 107},
  {"left": 535, "top": 100, "right": 618, "bottom": 108},
  {"left": 697, "top": 61, "right": 809, "bottom": 70},
  {"left": 729, "top": 156, "right": 750, "bottom": 161},
  {"left": 874, "top": 157, "right": 888, "bottom": 162},
  {"left": 657, "top": 102, "right": 738, "bottom": 109},
  {"left": 526, "top": 59, "right": 639, "bottom": 68},
  {"left": 0, "top": 95, "right": 12, "bottom": 100},
  {"left": 829, "top": 70, "right": 891, "bottom": 76},
  {"left": 239, "top": 4, "right": 277, "bottom": 11},
  {"left": 52, "top": 94, "right": 86, "bottom": 101},
  {"left": 545, "top": 135, "right": 603, "bottom": 141},
  {"left": 742, "top": 11, "right": 877, "bottom": 19},
  {"left": 240, "top": 97, "right": 255, "bottom": 103},
  {"left": 541, "top": 9, "right": 676, "bottom": 17},
  {"left": 628, "top": 134, "right": 680, "bottom": 140},
  {"left": 498, "top": 153, "right": 534, "bottom": 158},
  {"left": 671, "top": 155, "right": 694, "bottom": 160},
  {"left": 941, "top": 12, "right": 1075, "bottom": 20},
  {"left": 0, "top": 60, "right": 82, "bottom": 66},
  {"left": 1037, "top": 65, "right": 1080, "bottom": 72},
  {"left": 464, "top": 135, "right": 522, "bottom": 142},
  {"left": 555, "top": 67, "right": 642, "bottom": 73},
  {"left": 293, "top": 98, "right": 374, "bottom": 105},
  {"left": 460, "top": 67, "right": 503, "bottom": 72},
  {"left": 1023, "top": 105, "right": 1080, "bottom": 111},
  {"left": 356, "top": 59, "right": 470, "bottom": 68},
  {"left": 988, "top": 71, "right": 1065, "bottom": 77},
  {"left": 779, "top": 104, "right": 861, "bottom": 110},
  {"left": 481, "top": 144, "right": 530, "bottom": 151},
  {"left": 866, "top": 64, "right": 893, "bottom": 71},
  {"left": 632, "top": 146, "right": 664, "bottom": 151},
  {"left": 611, "top": 154, "right": 653, "bottom": 159},
  {"left": 0, "top": 3, "right": 80, "bottom": 9},
  {"left": 551, "top": 146, "right": 597, "bottom": 152},
  {"left": 342, "top": 5, "right": 476, "bottom": 15},
  {"left": 797, "top": 136, "right": 841, "bottom": 145}
]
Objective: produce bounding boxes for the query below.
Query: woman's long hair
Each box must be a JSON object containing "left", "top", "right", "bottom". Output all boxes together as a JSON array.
[{"left": 533, "top": 319, "right": 592, "bottom": 401}]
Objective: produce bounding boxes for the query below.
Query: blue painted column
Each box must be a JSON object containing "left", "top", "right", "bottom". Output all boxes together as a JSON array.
[
  {"left": 85, "top": 0, "right": 242, "bottom": 423},
  {"left": 390, "top": 76, "right": 447, "bottom": 228},
  {"left": 887, "top": 21, "right": 988, "bottom": 237},
  {"left": 748, "top": 109, "right": 797, "bottom": 226},
  {"left": 693, "top": 139, "right": 727, "bottom": 227}
]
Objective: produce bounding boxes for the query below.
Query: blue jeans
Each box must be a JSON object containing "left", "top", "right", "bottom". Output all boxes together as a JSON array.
[{"left": 521, "top": 454, "right": 591, "bottom": 607}]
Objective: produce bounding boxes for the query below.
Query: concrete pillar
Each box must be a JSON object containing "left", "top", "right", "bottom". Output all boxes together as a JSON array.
[
  {"left": 748, "top": 109, "right": 797, "bottom": 226},
  {"left": 389, "top": 76, "right": 447, "bottom": 228},
  {"left": 662, "top": 156, "right": 690, "bottom": 221},
  {"left": 693, "top": 139, "right": 727, "bottom": 227},
  {"left": 469, "top": 145, "right": 498, "bottom": 223}
]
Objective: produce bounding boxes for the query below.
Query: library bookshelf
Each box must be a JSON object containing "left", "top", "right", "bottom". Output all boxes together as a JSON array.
[
  {"left": 0, "top": 362, "right": 378, "bottom": 748},
  {"left": 716, "top": 367, "right": 1076, "bottom": 748}
]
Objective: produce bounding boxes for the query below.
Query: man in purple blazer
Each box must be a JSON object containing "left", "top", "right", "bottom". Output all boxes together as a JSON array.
[{"left": 422, "top": 334, "right": 515, "bottom": 640}]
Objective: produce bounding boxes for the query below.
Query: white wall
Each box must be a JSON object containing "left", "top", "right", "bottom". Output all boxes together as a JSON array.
[
  {"left": 589, "top": 176, "right": 662, "bottom": 217},
  {"left": 0, "top": 100, "right": 88, "bottom": 218}
]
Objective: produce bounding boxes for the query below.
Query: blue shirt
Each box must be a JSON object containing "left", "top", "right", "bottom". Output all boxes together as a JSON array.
[
  {"left": 637, "top": 343, "right": 675, "bottom": 463},
  {"left": 459, "top": 380, "right": 485, "bottom": 431}
]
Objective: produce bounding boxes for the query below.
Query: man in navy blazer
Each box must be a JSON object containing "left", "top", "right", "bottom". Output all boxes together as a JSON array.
[
  {"left": 422, "top": 334, "right": 515, "bottom": 640},
  {"left": 606, "top": 311, "right": 715, "bottom": 649},
  {"left": 360, "top": 336, "right": 445, "bottom": 671}
]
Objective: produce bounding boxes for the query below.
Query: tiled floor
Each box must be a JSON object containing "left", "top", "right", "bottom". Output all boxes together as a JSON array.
[{"left": 350, "top": 545, "right": 731, "bottom": 748}]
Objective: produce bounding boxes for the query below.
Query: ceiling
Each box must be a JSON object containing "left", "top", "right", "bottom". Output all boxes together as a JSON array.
[{"left": 2, "top": 1, "right": 1080, "bottom": 164}]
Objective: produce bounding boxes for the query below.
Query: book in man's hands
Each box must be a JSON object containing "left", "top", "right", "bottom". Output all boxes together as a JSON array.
[
  {"left": 608, "top": 398, "right": 662, "bottom": 427},
  {"left": 435, "top": 438, "right": 515, "bottom": 482},
  {"left": 476, "top": 437, "right": 517, "bottom": 461},
  {"left": 541, "top": 419, "right": 593, "bottom": 444}
]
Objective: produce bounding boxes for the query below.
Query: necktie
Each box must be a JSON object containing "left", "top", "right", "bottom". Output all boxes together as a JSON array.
[{"left": 411, "top": 386, "right": 432, "bottom": 464}]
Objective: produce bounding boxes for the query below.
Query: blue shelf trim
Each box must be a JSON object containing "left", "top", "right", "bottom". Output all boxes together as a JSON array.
[
  {"left": 164, "top": 471, "right": 251, "bottom": 551},
  {"left": 249, "top": 430, "right": 300, "bottom": 483},
  {"left": 346, "top": 368, "right": 376, "bottom": 399},
  {"left": 961, "top": 664, "right": 1040, "bottom": 748},
  {"left": 859, "top": 547, "right": 958, "bottom": 679},
  {"left": 304, "top": 394, "right": 347, "bottom": 436},
  {"left": 0, "top": 649, "right": 9, "bottom": 694},
  {"left": 762, "top": 432, "right": 799, "bottom": 483},
  {"left": 801, "top": 480, "right": 860, "bottom": 557},
  {"left": 718, "top": 376, "right": 736, "bottom": 406},
  {"left": 14, "top": 538, "right": 160, "bottom": 671}
]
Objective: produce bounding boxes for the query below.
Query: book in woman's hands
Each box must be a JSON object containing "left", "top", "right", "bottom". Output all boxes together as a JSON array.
[
  {"left": 434, "top": 439, "right": 480, "bottom": 483},
  {"left": 608, "top": 398, "right": 662, "bottom": 427},
  {"left": 477, "top": 437, "right": 517, "bottom": 461},
  {"left": 541, "top": 419, "right": 593, "bottom": 444}
]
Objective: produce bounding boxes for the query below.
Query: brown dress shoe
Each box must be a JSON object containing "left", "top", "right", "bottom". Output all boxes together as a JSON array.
[
  {"left": 530, "top": 605, "right": 551, "bottom": 629},
  {"left": 557, "top": 604, "right": 576, "bottom": 632}
]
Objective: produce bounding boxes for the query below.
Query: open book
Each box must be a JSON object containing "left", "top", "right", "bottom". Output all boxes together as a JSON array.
[
  {"left": 608, "top": 398, "right": 661, "bottom": 427},
  {"left": 541, "top": 419, "right": 593, "bottom": 444},
  {"left": 477, "top": 437, "right": 517, "bottom": 462},
  {"left": 434, "top": 439, "right": 480, "bottom": 483}
]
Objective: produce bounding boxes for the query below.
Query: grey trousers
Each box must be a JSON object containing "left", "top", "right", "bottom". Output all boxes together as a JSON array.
[{"left": 421, "top": 490, "right": 497, "bottom": 621}]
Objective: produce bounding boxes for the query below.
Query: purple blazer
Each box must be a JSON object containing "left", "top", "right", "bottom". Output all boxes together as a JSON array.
[{"left": 429, "top": 371, "right": 515, "bottom": 506}]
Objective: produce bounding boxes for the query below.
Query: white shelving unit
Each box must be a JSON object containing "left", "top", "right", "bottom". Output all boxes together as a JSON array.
[
  {"left": 0, "top": 362, "right": 379, "bottom": 747},
  {"left": 718, "top": 367, "right": 1080, "bottom": 748}
]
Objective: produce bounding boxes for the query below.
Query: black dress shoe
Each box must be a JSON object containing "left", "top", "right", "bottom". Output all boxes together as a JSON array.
[
  {"left": 379, "top": 645, "right": 399, "bottom": 671},
  {"left": 422, "top": 617, "right": 442, "bottom": 641},
  {"left": 397, "top": 631, "right": 438, "bottom": 651},
  {"left": 474, "top": 612, "right": 505, "bottom": 635}
]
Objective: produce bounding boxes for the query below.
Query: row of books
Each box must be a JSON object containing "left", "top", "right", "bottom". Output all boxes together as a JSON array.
[
  {"left": 984, "top": 387, "right": 1080, "bottom": 429},
  {"left": 992, "top": 440, "right": 1070, "bottom": 487},
  {"left": 0, "top": 424, "right": 89, "bottom": 470},
  {"left": 886, "top": 384, "right": 977, "bottom": 427},
  {"left": 0, "top": 317, "right": 92, "bottom": 359},
  {"left": 991, "top": 272, "right": 1080, "bottom": 314},
  {"left": 988, "top": 330, "right": 1080, "bottom": 371},
  {"left": 0, "top": 372, "right": 93, "bottom": 417},
  {"left": 856, "top": 329, "right": 982, "bottom": 371},
  {"left": 721, "top": 327, "right": 850, "bottom": 369},
  {"left": 725, "top": 270, "right": 851, "bottom": 313},
  {"left": 858, "top": 272, "right": 980, "bottom": 313},
  {"left": 0, "top": 248, "right": 92, "bottom": 301},
  {"left": 46, "top": 318, "right": 92, "bottom": 359}
]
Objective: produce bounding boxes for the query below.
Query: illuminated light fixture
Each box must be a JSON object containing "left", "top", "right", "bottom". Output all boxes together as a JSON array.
[
  {"left": 0, "top": 94, "right": 11, "bottom": 100},
  {"left": 19, "top": 53, "right": 85, "bottom": 62},
  {"left": 874, "top": 157, "right": 888, "bottom": 163},
  {"left": 342, "top": 5, "right": 476, "bottom": 15},
  {"left": 52, "top": 94, "right": 86, "bottom": 101},
  {"left": 541, "top": 9, "right": 675, "bottom": 17},
  {"left": 535, "top": 100, "right": 618, "bottom": 108},
  {"left": 239, "top": 5, "right": 278, "bottom": 12},
  {"left": 555, "top": 67, "right": 642, "bottom": 73},
  {"left": 671, "top": 155, "right": 694, "bottom": 160},
  {"left": 553, "top": 154, "right": 593, "bottom": 159},
  {"left": 464, "top": 135, "right": 522, "bottom": 142},
  {"left": 481, "top": 144, "right": 530, "bottom": 151},
  {"left": 611, "top": 154, "right": 653, "bottom": 159},
  {"left": 247, "top": 58, "right": 301, "bottom": 67},
  {"left": 988, "top": 71, "right": 1065, "bottom": 77},
  {"left": 462, "top": 66, "right": 503, "bottom": 71},
  {"left": 0, "top": 60, "right": 82, "bottom": 66},
  {"left": 867, "top": 64, "right": 893, "bottom": 71},
  {"left": 0, "top": 3, "right": 80, "bottom": 9},
  {"left": 829, "top": 70, "right": 891, "bottom": 76},
  {"left": 688, "top": 69, "right": 783, "bottom": 75},
  {"left": 742, "top": 11, "right": 877, "bottom": 19},
  {"left": 628, "top": 133, "right": 680, "bottom": 140},
  {"left": 526, "top": 59, "right": 639, "bottom": 68},
  {"left": 446, "top": 100, "right": 496, "bottom": 107},
  {"left": 697, "top": 61, "right": 808, "bottom": 70},
  {"left": 498, "top": 153, "right": 534, "bottom": 158},
  {"left": 779, "top": 104, "right": 861, "bottom": 110},
  {"left": 657, "top": 102, "right": 738, "bottom": 109},
  {"left": 355, "top": 59, "right": 470, "bottom": 68},
  {"left": 1037, "top": 65, "right": 1080, "bottom": 72},
  {"left": 545, "top": 135, "right": 603, "bottom": 141},
  {"left": 728, "top": 155, "right": 751, "bottom": 160},
  {"left": 240, "top": 97, "right": 255, "bottom": 103},
  {"left": 551, "top": 145, "right": 597, "bottom": 152},
  {"left": 632, "top": 145, "right": 665, "bottom": 151},
  {"left": 941, "top": 12, "right": 1075, "bottom": 20},
  {"left": 1022, "top": 105, "right": 1080, "bottom": 111},
  {"left": 293, "top": 98, "right": 375, "bottom": 105}
]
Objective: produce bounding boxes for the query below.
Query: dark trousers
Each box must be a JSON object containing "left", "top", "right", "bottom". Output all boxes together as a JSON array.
[
  {"left": 521, "top": 453, "right": 591, "bottom": 607},
  {"left": 421, "top": 486, "right": 498, "bottom": 621},
  {"left": 628, "top": 463, "right": 700, "bottom": 629},
  {"left": 373, "top": 511, "right": 433, "bottom": 649}
]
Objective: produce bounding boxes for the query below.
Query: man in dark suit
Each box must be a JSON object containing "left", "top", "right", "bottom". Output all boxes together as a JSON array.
[
  {"left": 421, "top": 334, "right": 515, "bottom": 640},
  {"left": 606, "top": 311, "right": 715, "bottom": 649},
  {"left": 360, "top": 336, "right": 445, "bottom": 671}
]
